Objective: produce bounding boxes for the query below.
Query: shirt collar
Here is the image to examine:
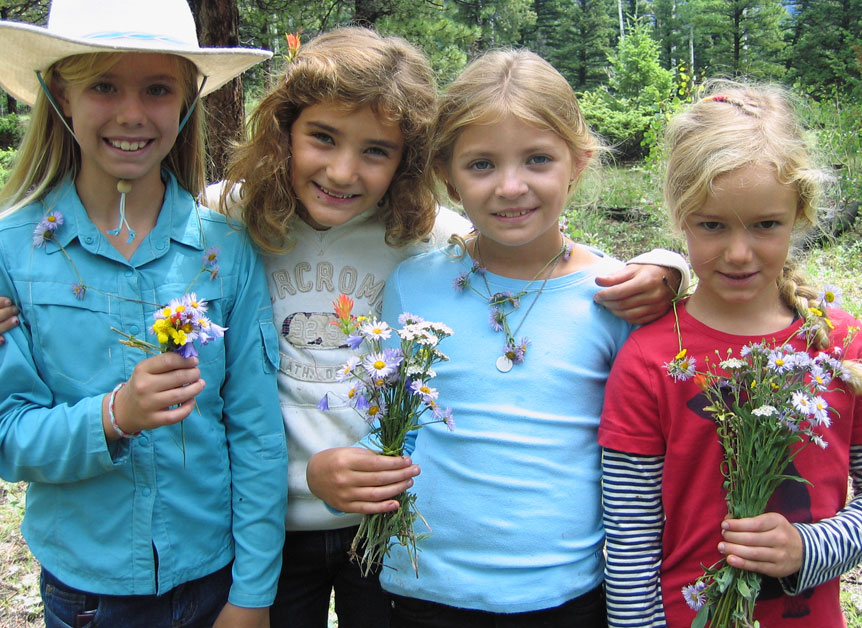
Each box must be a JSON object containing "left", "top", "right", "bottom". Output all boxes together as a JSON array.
[{"left": 42, "top": 171, "right": 205, "bottom": 260}]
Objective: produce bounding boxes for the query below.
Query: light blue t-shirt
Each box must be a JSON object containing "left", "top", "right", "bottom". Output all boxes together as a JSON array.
[
  {"left": 379, "top": 244, "right": 632, "bottom": 614},
  {"left": 0, "top": 173, "right": 286, "bottom": 608}
]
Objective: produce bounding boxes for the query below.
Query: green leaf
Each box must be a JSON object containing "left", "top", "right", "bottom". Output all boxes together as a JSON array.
[{"left": 691, "top": 604, "right": 710, "bottom": 628}]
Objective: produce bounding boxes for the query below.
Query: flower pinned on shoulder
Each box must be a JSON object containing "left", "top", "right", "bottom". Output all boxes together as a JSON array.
[
  {"left": 202, "top": 247, "right": 220, "bottom": 280},
  {"left": 665, "top": 348, "right": 696, "bottom": 381},
  {"left": 32, "top": 210, "right": 64, "bottom": 247}
]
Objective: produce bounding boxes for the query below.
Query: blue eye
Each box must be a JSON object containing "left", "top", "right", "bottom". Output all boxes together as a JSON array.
[
  {"left": 700, "top": 221, "right": 723, "bottom": 231},
  {"left": 468, "top": 160, "right": 493, "bottom": 171},
  {"left": 528, "top": 155, "right": 551, "bottom": 165}
]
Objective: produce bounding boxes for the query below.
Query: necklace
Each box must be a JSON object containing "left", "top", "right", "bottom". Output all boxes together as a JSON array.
[{"left": 464, "top": 236, "right": 571, "bottom": 372}]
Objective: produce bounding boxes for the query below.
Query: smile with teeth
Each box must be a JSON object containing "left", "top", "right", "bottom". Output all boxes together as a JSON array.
[
  {"left": 108, "top": 139, "right": 150, "bottom": 151},
  {"left": 316, "top": 183, "right": 357, "bottom": 199},
  {"left": 494, "top": 208, "right": 532, "bottom": 218}
]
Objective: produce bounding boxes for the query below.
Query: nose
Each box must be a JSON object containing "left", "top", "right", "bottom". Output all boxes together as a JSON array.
[
  {"left": 724, "top": 230, "right": 753, "bottom": 265},
  {"left": 326, "top": 150, "right": 359, "bottom": 186},
  {"left": 495, "top": 166, "right": 528, "bottom": 199},
  {"left": 115, "top": 92, "right": 146, "bottom": 126}
]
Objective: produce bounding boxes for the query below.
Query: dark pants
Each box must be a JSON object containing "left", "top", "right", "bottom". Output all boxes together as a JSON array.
[
  {"left": 390, "top": 586, "right": 607, "bottom": 628},
  {"left": 41, "top": 563, "right": 231, "bottom": 628},
  {"left": 269, "top": 525, "right": 391, "bottom": 628}
]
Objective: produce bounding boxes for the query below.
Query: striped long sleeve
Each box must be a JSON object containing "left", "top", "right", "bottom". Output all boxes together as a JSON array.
[
  {"left": 787, "top": 444, "right": 862, "bottom": 593},
  {"left": 602, "top": 448, "right": 667, "bottom": 628}
]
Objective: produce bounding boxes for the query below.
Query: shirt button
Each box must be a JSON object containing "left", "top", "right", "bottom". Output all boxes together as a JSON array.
[
  {"left": 125, "top": 269, "right": 134, "bottom": 278},
  {"left": 85, "top": 236, "right": 94, "bottom": 244},
  {"left": 128, "top": 325, "right": 139, "bottom": 335},
  {"left": 142, "top": 487, "right": 152, "bottom": 497}
]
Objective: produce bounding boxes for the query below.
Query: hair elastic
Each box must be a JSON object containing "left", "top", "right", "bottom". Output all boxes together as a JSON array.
[
  {"left": 108, "top": 382, "right": 140, "bottom": 438},
  {"left": 701, "top": 94, "right": 757, "bottom": 116}
]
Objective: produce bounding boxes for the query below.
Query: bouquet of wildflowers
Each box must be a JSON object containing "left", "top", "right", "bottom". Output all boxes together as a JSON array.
[
  {"left": 320, "top": 295, "right": 454, "bottom": 577},
  {"left": 113, "top": 293, "right": 227, "bottom": 464},
  {"left": 114, "top": 293, "right": 227, "bottom": 357},
  {"left": 666, "top": 296, "right": 858, "bottom": 628}
]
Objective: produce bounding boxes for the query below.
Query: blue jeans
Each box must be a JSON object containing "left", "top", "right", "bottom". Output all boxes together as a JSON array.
[
  {"left": 390, "top": 586, "right": 607, "bottom": 628},
  {"left": 270, "top": 525, "right": 391, "bottom": 628},
  {"left": 40, "top": 563, "right": 231, "bottom": 628}
]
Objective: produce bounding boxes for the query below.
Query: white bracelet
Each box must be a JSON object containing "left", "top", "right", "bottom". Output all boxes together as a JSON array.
[{"left": 108, "top": 382, "right": 139, "bottom": 438}]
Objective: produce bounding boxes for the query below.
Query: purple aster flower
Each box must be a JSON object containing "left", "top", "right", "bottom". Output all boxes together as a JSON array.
[
  {"left": 453, "top": 271, "right": 470, "bottom": 293},
  {"left": 682, "top": 582, "right": 707, "bottom": 611},
  {"left": 363, "top": 351, "right": 397, "bottom": 379},
  {"left": 471, "top": 261, "right": 486, "bottom": 275},
  {"left": 317, "top": 394, "right": 330, "bottom": 411},
  {"left": 203, "top": 246, "right": 220, "bottom": 268},
  {"left": 562, "top": 241, "right": 574, "bottom": 261},
  {"left": 410, "top": 379, "right": 439, "bottom": 404},
  {"left": 32, "top": 223, "right": 52, "bottom": 248},
  {"left": 791, "top": 391, "right": 812, "bottom": 415},
  {"left": 433, "top": 405, "right": 455, "bottom": 431},
  {"left": 488, "top": 306, "right": 504, "bottom": 332},
  {"left": 72, "top": 283, "right": 86, "bottom": 300},
  {"left": 398, "top": 312, "right": 424, "bottom": 326},
  {"left": 360, "top": 320, "right": 392, "bottom": 341}
]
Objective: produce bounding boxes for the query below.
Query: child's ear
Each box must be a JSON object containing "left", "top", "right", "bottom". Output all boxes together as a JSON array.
[
  {"left": 54, "top": 87, "right": 71, "bottom": 117},
  {"left": 436, "top": 163, "right": 461, "bottom": 203},
  {"left": 570, "top": 149, "right": 593, "bottom": 186}
]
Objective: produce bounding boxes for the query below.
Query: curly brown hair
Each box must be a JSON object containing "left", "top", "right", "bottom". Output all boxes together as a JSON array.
[{"left": 222, "top": 27, "right": 438, "bottom": 253}]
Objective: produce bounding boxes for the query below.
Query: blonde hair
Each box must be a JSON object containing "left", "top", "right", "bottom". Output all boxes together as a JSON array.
[
  {"left": 223, "top": 26, "right": 438, "bottom": 253},
  {"left": 431, "top": 49, "right": 604, "bottom": 203},
  {"left": 0, "top": 52, "right": 205, "bottom": 214},
  {"left": 664, "top": 79, "right": 836, "bottom": 350}
]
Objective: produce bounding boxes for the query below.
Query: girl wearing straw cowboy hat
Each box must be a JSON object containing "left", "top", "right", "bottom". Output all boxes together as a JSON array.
[{"left": 0, "top": 1, "right": 287, "bottom": 627}]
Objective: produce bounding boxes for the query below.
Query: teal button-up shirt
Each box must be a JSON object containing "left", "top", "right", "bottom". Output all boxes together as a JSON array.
[{"left": 0, "top": 173, "right": 286, "bottom": 608}]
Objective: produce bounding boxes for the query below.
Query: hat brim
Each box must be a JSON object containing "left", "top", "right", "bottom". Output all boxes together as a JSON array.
[{"left": 0, "top": 21, "right": 271, "bottom": 104}]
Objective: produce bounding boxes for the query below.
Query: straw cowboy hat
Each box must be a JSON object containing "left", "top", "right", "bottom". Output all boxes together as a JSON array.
[{"left": 0, "top": 0, "right": 272, "bottom": 105}]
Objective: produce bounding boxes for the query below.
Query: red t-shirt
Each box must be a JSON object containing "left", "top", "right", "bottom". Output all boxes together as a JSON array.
[{"left": 599, "top": 302, "right": 862, "bottom": 627}]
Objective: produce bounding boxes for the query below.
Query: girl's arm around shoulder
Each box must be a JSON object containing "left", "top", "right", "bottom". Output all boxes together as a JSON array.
[
  {"left": 595, "top": 249, "right": 690, "bottom": 326},
  {"left": 0, "top": 296, "right": 18, "bottom": 346},
  {"left": 602, "top": 448, "right": 668, "bottom": 628},
  {"left": 217, "top": 231, "right": 288, "bottom": 609}
]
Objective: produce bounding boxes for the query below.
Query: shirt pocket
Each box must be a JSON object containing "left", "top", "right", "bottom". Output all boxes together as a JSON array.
[
  {"left": 24, "top": 281, "right": 119, "bottom": 388},
  {"left": 260, "top": 320, "right": 279, "bottom": 374}
]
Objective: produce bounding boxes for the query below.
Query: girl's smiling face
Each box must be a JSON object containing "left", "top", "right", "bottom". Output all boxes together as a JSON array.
[
  {"left": 59, "top": 53, "right": 187, "bottom": 190},
  {"left": 289, "top": 101, "right": 404, "bottom": 230},
  {"left": 684, "top": 163, "right": 800, "bottom": 317},
  {"left": 445, "top": 114, "right": 580, "bottom": 259}
]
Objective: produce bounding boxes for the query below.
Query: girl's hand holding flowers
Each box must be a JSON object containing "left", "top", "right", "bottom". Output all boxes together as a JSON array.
[
  {"left": 307, "top": 448, "right": 420, "bottom": 514},
  {"left": 719, "top": 512, "right": 804, "bottom": 578},
  {"left": 102, "top": 353, "right": 204, "bottom": 442}
]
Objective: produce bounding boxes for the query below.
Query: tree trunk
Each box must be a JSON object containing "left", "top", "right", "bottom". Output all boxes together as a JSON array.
[{"left": 189, "top": 0, "right": 245, "bottom": 183}]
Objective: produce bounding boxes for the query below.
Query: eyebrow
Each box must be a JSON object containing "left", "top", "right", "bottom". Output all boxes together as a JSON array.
[{"left": 306, "top": 120, "right": 402, "bottom": 151}]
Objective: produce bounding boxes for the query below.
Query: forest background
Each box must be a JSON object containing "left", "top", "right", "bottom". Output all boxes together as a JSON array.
[{"left": 0, "top": 0, "right": 861, "bottom": 625}]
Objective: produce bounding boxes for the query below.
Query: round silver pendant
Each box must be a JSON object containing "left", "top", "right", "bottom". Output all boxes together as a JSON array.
[{"left": 496, "top": 355, "right": 513, "bottom": 373}]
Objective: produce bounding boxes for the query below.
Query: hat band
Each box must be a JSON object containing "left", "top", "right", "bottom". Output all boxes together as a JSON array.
[{"left": 78, "top": 31, "right": 194, "bottom": 47}]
